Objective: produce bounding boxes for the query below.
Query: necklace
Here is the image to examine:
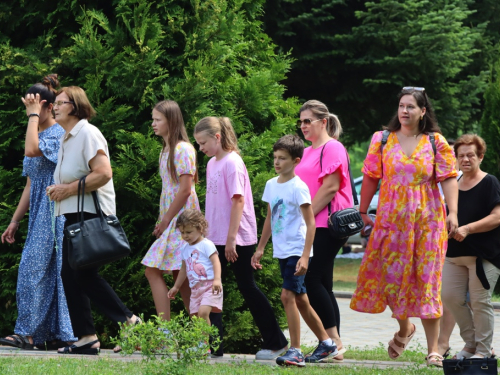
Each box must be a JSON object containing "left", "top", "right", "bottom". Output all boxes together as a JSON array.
[{"left": 400, "top": 131, "right": 421, "bottom": 138}]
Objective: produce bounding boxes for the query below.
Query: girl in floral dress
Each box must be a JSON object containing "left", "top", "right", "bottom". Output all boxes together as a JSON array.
[
  {"left": 350, "top": 87, "right": 458, "bottom": 367},
  {"left": 142, "top": 100, "right": 199, "bottom": 320}
]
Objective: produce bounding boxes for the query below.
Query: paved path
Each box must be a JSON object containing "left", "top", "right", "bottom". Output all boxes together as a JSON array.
[{"left": 286, "top": 297, "right": 500, "bottom": 355}]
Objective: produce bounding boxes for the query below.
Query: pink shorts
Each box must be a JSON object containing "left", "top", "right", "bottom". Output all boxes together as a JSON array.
[{"left": 190, "top": 280, "right": 223, "bottom": 315}]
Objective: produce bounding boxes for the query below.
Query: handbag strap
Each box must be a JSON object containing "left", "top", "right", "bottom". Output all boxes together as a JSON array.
[
  {"left": 77, "top": 176, "right": 106, "bottom": 226},
  {"left": 319, "top": 141, "right": 358, "bottom": 217}
]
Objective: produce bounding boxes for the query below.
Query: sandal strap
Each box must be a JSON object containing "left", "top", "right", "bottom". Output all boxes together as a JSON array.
[{"left": 427, "top": 352, "right": 444, "bottom": 360}]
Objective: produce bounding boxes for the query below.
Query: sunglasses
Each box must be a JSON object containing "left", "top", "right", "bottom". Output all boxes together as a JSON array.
[
  {"left": 297, "top": 118, "right": 322, "bottom": 127},
  {"left": 402, "top": 86, "right": 425, "bottom": 93}
]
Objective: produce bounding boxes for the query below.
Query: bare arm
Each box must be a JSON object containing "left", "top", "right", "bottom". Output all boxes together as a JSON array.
[
  {"left": 22, "top": 93, "right": 45, "bottom": 157},
  {"left": 453, "top": 204, "right": 500, "bottom": 242},
  {"left": 47, "top": 151, "right": 113, "bottom": 202},
  {"left": 295, "top": 203, "right": 316, "bottom": 276},
  {"left": 359, "top": 174, "right": 379, "bottom": 226},
  {"left": 441, "top": 177, "right": 459, "bottom": 234},
  {"left": 153, "top": 174, "right": 193, "bottom": 238},
  {"left": 252, "top": 204, "right": 272, "bottom": 270},
  {"left": 311, "top": 170, "right": 341, "bottom": 216},
  {"left": 210, "top": 252, "right": 222, "bottom": 294},
  {"left": 225, "top": 194, "right": 244, "bottom": 263},
  {"left": 1, "top": 178, "right": 31, "bottom": 244},
  {"left": 167, "top": 261, "right": 187, "bottom": 299}
]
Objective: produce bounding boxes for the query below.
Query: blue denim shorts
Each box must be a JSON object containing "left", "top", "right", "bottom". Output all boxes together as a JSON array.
[{"left": 279, "top": 256, "right": 307, "bottom": 294}]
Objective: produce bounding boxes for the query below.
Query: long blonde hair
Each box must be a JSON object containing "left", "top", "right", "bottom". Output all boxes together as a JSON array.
[
  {"left": 154, "top": 100, "right": 198, "bottom": 183},
  {"left": 299, "top": 100, "right": 342, "bottom": 140},
  {"left": 193, "top": 116, "right": 240, "bottom": 154}
]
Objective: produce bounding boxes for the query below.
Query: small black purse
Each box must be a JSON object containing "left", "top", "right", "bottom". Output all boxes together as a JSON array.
[
  {"left": 443, "top": 358, "right": 497, "bottom": 374},
  {"left": 64, "top": 176, "right": 131, "bottom": 270},
  {"left": 320, "top": 142, "right": 364, "bottom": 239}
]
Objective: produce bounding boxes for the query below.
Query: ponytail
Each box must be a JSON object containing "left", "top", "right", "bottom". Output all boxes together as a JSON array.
[
  {"left": 327, "top": 113, "right": 342, "bottom": 140},
  {"left": 194, "top": 116, "right": 240, "bottom": 154}
]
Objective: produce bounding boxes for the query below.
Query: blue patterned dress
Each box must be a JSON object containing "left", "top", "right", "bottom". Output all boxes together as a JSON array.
[{"left": 15, "top": 124, "right": 76, "bottom": 344}]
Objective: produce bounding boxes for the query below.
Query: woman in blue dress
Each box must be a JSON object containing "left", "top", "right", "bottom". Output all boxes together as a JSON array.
[{"left": 0, "top": 75, "right": 75, "bottom": 350}]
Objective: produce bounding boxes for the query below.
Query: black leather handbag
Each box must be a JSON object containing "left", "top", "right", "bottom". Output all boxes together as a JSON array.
[
  {"left": 64, "top": 176, "right": 131, "bottom": 270},
  {"left": 443, "top": 358, "right": 497, "bottom": 374},
  {"left": 319, "top": 142, "right": 364, "bottom": 239}
]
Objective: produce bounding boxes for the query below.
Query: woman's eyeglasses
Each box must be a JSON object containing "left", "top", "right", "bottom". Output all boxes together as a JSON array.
[
  {"left": 53, "top": 101, "right": 74, "bottom": 107},
  {"left": 297, "top": 118, "right": 322, "bottom": 127}
]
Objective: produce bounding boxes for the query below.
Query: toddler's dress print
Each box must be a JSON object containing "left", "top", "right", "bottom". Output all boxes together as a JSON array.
[
  {"left": 350, "top": 131, "right": 457, "bottom": 319},
  {"left": 141, "top": 142, "right": 199, "bottom": 271},
  {"left": 16, "top": 124, "right": 76, "bottom": 344}
]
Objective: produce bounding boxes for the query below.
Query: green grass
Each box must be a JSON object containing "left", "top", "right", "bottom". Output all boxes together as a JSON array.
[{"left": 0, "top": 354, "right": 444, "bottom": 375}]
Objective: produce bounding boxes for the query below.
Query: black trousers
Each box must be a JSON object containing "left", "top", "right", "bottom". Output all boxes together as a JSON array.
[
  {"left": 305, "top": 228, "right": 346, "bottom": 332},
  {"left": 209, "top": 244, "right": 288, "bottom": 355},
  {"left": 61, "top": 212, "right": 132, "bottom": 337}
]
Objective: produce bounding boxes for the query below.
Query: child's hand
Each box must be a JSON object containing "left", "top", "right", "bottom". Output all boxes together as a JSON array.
[
  {"left": 212, "top": 279, "right": 222, "bottom": 295},
  {"left": 225, "top": 240, "right": 238, "bottom": 263},
  {"left": 167, "top": 286, "right": 179, "bottom": 299},
  {"left": 251, "top": 249, "right": 264, "bottom": 270},
  {"left": 294, "top": 256, "right": 309, "bottom": 276}
]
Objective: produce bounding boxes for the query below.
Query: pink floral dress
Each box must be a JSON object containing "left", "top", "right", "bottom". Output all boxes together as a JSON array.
[
  {"left": 141, "top": 142, "right": 199, "bottom": 272},
  {"left": 350, "top": 131, "right": 457, "bottom": 319}
]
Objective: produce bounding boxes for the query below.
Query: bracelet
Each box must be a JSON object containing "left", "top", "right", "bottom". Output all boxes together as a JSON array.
[
  {"left": 28, "top": 113, "right": 40, "bottom": 118},
  {"left": 465, "top": 225, "right": 470, "bottom": 235},
  {"left": 359, "top": 211, "right": 367, "bottom": 215},
  {"left": 10, "top": 220, "right": 20, "bottom": 226}
]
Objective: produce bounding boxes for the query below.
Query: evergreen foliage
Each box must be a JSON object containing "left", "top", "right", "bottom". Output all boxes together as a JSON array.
[
  {"left": 481, "top": 49, "right": 500, "bottom": 180},
  {"left": 263, "top": 0, "right": 494, "bottom": 144},
  {"left": 0, "top": 0, "right": 299, "bottom": 353}
]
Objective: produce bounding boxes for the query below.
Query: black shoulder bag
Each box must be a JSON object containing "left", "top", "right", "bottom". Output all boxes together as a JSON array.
[
  {"left": 443, "top": 357, "right": 497, "bottom": 374},
  {"left": 320, "top": 142, "right": 364, "bottom": 239},
  {"left": 64, "top": 176, "right": 131, "bottom": 270}
]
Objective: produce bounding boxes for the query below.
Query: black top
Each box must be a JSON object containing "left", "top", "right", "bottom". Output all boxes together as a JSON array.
[{"left": 447, "top": 174, "right": 500, "bottom": 269}]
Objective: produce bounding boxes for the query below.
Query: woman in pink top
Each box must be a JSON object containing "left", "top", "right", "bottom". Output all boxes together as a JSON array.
[
  {"left": 194, "top": 116, "right": 288, "bottom": 359},
  {"left": 295, "top": 100, "right": 353, "bottom": 361}
]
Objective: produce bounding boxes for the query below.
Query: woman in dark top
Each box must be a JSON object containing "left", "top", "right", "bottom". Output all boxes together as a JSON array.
[{"left": 442, "top": 134, "right": 500, "bottom": 359}]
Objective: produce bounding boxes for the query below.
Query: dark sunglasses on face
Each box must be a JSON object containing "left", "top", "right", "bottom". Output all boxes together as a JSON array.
[{"left": 297, "top": 118, "right": 322, "bottom": 127}]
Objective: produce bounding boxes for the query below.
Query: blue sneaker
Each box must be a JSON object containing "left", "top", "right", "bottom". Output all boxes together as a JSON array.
[
  {"left": 276, "top": 347, "right": 305, "bottom": 367},
  {"left": 305, "top": 341, "right": 338, "bottom": 363}
]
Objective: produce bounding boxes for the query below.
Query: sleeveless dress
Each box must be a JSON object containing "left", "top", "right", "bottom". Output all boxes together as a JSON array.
[
  {"left": 350, "top": 131, "right": 457, "bottom": 319},
  {"left": 15, "top": 124, "right": 76, "bottom": 344},
  {"left": 141, "top": 142, "right": 199, "bottom": 271}
]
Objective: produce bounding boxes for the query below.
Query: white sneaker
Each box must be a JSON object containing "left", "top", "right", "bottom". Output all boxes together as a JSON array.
[{"left": 255, "top": 345, "right": 288, "bottom": 360}]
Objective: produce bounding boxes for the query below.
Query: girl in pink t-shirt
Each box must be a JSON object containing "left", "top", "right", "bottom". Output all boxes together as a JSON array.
[
  {"left": 194, "top": 117, "right": 288, "bottom": 359},
  {"left": 295, "top": 100, "right": 353, "bottom": 361}
]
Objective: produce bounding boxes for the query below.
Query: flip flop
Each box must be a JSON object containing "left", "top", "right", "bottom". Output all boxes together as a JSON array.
[
  {"left": 0, "top": 335, "right": 34, "bottom": 350},
  {"left": 387, "top": 324, "right": 416, "bottom": 359}
]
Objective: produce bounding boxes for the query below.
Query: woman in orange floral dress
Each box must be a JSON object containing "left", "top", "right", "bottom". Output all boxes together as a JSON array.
[{"left": 350, "top": 87, "right": 458, "bottom": 367}]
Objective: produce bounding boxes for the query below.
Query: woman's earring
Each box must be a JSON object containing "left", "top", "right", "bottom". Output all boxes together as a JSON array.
[{"left": 420, "top": 115, "right": 423, "bottom": 120}]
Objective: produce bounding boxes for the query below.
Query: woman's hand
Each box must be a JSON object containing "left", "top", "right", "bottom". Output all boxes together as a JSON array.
[
  {"left": 225, "top": 239, "right": 238, "bottom": 263},
  {"left": 452, "top": 225, "right": 469, "bottom": 242},
  {"left": 21, "top": 93, "right": 44, "bottom": 117},
  {"left": 1, "top": 223, "right": 19, "bottom": 244},
  {"left": 46, "top": 184, "right": 73, "bottom": 202},
  {"left": 446, "top": 212, "right": 459, "bottom": 235}
]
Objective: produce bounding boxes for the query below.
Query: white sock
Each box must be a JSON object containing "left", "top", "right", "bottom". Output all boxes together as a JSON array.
[
  {"left": 322, "top": 338, "right": 333, "bottom": 346},
  {"left": 290, "top": 347, "right": 302, "bottom": 353}
]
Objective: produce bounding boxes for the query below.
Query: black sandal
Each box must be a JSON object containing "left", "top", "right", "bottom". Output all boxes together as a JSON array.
[
  {"left": 443, "top": 347, "right": 451, "bottom": 359},
  {"left": 58, "top": 340, "right": 100, "bottom": 355},
  {"left": 0, "top": 335, "right": 34, "bottom": 350}
]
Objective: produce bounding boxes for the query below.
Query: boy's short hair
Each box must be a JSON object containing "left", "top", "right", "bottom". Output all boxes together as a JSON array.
[{"left": 273, "top": 134, "right": 304, "bottom": 160}]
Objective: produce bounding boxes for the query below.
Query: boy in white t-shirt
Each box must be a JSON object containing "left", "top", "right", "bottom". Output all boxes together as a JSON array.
[{"left": 251, "top": 135, "right": 338, "bottom": 366}]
